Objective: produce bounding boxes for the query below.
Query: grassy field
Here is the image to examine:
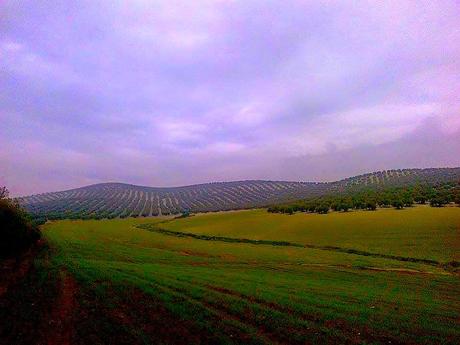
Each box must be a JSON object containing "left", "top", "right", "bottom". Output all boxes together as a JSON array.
[
  {"left": 41, "top": 207, "right": 460, "bottom": 344},
  {"left": 162, "top": 206, "right": 460, "bottom": 262}
]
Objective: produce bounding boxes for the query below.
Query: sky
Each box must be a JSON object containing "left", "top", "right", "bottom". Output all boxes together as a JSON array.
[{"left": 1, "top": 1, "right": 460, "bottom": 196}]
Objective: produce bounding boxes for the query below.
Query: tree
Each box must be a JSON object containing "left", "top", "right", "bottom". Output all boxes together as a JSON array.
[
  {"left": 455, "top": 194, "right": 460, "bottom": 206},
  {"left": 414, "top": 194, "right": 426, "bottom": 204},
  {"left": 306, "top": 202, "right": 317, "bottom": 213},
  {"left": 378, "top": 195, "right": 392, "bottom": 207},
  {"left": 430, "top": 197, "right": 448, "bottom": 207},
  {"left": 0, "top": 187, "right": 40, "bottom": 258},
  {"left": 341, "top": 200, "right": 352, "bottom": 212},
  {"left": 352, "top": 197, "right": 365, "bottom": 210},
  {"left": 316, "top": 204, "right": 329, "bottom": 214},
  {"left": 454, "top": 185, "right": 460, "bottom": 206},
  {"left": 391, "top": 199, "right": 404, "bottom": 210},
  {"left": 0, "top": 186, "right": 8, "bottom": 199},
  {"left": 402, "top": 195, "right": 414, "bottom": 207},
  {"left": 365, "top": 201, "right": 377, "bottom": 211}
]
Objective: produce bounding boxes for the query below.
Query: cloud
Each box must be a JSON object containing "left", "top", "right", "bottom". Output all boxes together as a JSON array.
[
  {"left": 155, "top": 119, "right": 209, "bottom": 144},
  {"left": 1, "top": 0, "right": 460, "bottom": 195}
]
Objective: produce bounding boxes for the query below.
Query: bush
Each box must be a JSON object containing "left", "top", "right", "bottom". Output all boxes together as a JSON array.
[
  {"left": 0, "top": 193, "right": 40, "bottom": 258},
  {"left": 391, "top": 199, "right": 404, "bottom": 210},
  {"left": 316, "top": 204, "right": 329, "bottom": 214},
  {"left": 365, "top": 201, "right": 377, "bottom": 211},
  {"left": 402, "top": 196, "right": 414, "bottom": 207},
  {"left": 430, "top": 197, "right": 448, "bottom": 207}
]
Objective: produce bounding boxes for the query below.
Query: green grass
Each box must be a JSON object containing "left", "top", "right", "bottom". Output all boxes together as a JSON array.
[
  {"left": 162, "top": 206, "right": 460, "bottom": 262},
  {"left": 43, "top": 207, "right": 460, "bottom": 344}
]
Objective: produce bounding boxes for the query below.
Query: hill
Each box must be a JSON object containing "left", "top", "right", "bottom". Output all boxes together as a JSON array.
[{"left": 17, "top": 167, "right": 460, "bottom": 219}]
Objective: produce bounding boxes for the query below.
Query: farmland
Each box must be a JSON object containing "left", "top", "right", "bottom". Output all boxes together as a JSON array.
[
  {"left": 17, "top": 167, "right": 460, "bottom": 220},
  {"left": 8, "top": 206, "right": 457, "bottom": 344}
]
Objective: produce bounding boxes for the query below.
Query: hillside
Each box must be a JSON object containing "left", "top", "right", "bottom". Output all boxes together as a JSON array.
[{"left": 18, "top": 167, "right": 460, "bottom": 219}]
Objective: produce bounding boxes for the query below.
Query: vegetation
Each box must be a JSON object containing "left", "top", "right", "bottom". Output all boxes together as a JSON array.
[
  {"left": 161, "top": 207, "right": 460, "bottom": 262},
  {"left": 0, "top": 187, "right": 40, "bottom": 258},
  {"left": 17, "top": 167, "right": 460, "bottom": 220},
  {"left": 268, "top": 181, "right": 460, "bottom": 215},
  {"left": 36, "top": 207, "right": 460, "bottom": 344}
]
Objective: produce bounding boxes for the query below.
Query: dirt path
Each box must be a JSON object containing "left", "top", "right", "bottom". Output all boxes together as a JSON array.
[
  {"left": 44, "top": 270, "right": 77, "bottom": 345},
  {"left": 0, "top": 241, "right": 43, "bottom": 298}
]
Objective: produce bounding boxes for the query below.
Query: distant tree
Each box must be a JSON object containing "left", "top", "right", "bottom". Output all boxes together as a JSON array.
[
  {"left": 365, "top": 201, "right": 377, "bottom": 211},
  {"left": 0, "top": 186, "right": 8, "bottom": 199},
  {"left": 455, "top": 194, "right": 460, "bottom": 207},
  {"left": 377, "top": 194, "right": 391, "bottom": 208},
  {"left": 285, "top": 207, "right": 294, "bottom": 215},
  {"left": 414, "top": 195, "right": 426, "bottom": 204},
  {"left": 352, "top": 197, "right": 365, "bottom": 210},
  {"left": 430, "top": 197, "right": 448, "bottom": 207},
  {"left": 341, "top": 200, "right": 352, "bottom": 212},
  {"left": 330, "top": 202, "right": 340, "bottom": 212},
  {"left": 306, "top": 203, "right": 317, "bottom": 213},
  {"left": 401, "top": 194, "right": 414, "bottom": 207},
  {"left": 391, "top": 199, "right": 404, "bottom": 210},
  {"left": 316, "top": 204, "right": 329, "bottom": 214}
]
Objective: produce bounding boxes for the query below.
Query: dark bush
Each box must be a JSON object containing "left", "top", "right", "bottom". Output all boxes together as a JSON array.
[
  {"left": 316, "top": 204, "right": 329, "bottom": 214},
  {"left": 455, "top": 194, "right": 460, "bottom": 207},
  {"left": 430, "top": 197, "right": 448, "bottom": 207},
  {"left": 365, "top": 201, "right": 377, "bottom": 211},
  {"left": 391, "top": 199, "right": 404, "bottom": 210},
  {"left": 0, "top": 195, "right": 41, "bottom": 258}
]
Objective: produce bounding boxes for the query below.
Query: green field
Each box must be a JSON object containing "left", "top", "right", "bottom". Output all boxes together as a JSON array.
[
  {"left": 42, "top": 207, "right": 460, "bottom": 344},
  {"left": 162, "top": 206, "right": 460, "bottom": 263}
]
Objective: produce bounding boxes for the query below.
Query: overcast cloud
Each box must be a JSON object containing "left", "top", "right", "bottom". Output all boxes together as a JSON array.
[{"left": 1, "top": 1, "right": 460, "bottom": 196}]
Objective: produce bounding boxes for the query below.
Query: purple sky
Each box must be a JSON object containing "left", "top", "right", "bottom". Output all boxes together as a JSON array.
[{"left": 1, "top": 1, "right": 460, "bottom": 196}]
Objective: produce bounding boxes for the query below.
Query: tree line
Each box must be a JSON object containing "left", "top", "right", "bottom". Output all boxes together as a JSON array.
[{"left": 267, "top": 181, "right": 460, "bottom": 215}]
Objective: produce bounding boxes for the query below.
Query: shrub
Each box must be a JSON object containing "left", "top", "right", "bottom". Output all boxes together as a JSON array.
[
  {"left": 316, "top": 204, "right": 329, "bottom": 214},
  {"left": 365, "top": 201, "right": 377, "bottom": 211},
  {"left": 391, "top": 199, "right": 404, "bottom": 210},
  {"left": 455, "top": 194, "right": 460, "bottom": 207},
  {"left": 430, "top": 197, "right": 448, "bottom": 207},
  {"left": 0, "top": 190, "right": 40, "bottom": 258},
  {"left": 402, "top": 196, "right": 414, "bottom": 207}
]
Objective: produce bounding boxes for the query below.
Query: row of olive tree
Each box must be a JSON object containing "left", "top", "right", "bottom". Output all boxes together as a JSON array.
[{"left": 268, "top": 181, "right": 460, "bottom": 215}]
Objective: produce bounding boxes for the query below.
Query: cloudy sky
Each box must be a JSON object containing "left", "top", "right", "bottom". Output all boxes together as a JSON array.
[{"left": 1, "top": 1, "right": 460, "bottom": 196}]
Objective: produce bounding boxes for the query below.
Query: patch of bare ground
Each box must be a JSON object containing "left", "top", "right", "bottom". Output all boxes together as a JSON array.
[
  {"left": 73, "top": 282, "right": 251, "bottom": 345},
  {"left": 43, "top": 271, "right": 77, "bottom": 345},
  {"left": 0, "top": 243, "right": 60, "bottom": 345},
  {"left": 0, "top": 240, "right": 44, "bottom": 298},
  {"left": 0, "top": 243, "right": 78, "bottom": 345}
]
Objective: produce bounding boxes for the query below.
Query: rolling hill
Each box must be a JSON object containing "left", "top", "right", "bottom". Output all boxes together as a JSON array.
[{"left": 17, "top": 167, "right": 460, "bottom": 219}]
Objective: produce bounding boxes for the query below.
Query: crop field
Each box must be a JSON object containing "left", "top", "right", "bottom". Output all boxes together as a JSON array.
[
  {"left": 40, "top": 207, "right": 460, "bottom": 344},
  {"left": 161, "top": 206, "right": 460, "bottom": 263},
  {"left": 18, "top": 167, "right": 460, "bottom": 219}
]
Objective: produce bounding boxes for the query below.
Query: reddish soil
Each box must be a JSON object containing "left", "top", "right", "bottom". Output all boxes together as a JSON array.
[
  {"left": 44, "top": 271, "right": 77, "bottom": 345},
  {"left": 0, "top": 243, "right": 77, "bottom": 345},
  {"left": 0, "top": 240, "right": 44, "bottom": 298}
]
